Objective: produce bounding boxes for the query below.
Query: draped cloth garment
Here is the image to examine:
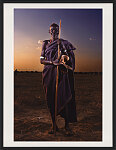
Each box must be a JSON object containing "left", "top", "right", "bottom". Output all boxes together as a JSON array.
[{"left": 41, "top": 39, "right": 77, "bottom": 123}]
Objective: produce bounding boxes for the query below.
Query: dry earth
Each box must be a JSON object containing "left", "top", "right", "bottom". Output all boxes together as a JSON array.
[{"left": 14, "top": 72, "right": 102, "bottom": 141}]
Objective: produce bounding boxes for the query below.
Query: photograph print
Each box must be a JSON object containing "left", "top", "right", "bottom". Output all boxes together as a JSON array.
[
  {"left": 2, "top": 2, "right": 114, "bottom": 147},
  {"left": 14, "top": 8, "right": 102, "bottom": 141}
]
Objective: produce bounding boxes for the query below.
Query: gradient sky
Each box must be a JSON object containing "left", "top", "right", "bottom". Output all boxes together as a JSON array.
[{"left": 14, "top": 9, "right": 102, "bottom": 72}]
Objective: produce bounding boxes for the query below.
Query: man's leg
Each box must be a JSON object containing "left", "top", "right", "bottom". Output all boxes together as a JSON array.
[
  {"left": 48, "top": 110, "right": 59, "bottom": 134},
  {"left": 65, "top": 105, "right": 69, "bottom": 130},
  {"left": 65, "top": 105, "right": 73, "bottom": 135}
]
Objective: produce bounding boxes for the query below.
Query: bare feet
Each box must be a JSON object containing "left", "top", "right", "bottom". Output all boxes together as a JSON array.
[
  {"left": 48, "top": 125, "right": 59, "bottom": 134},
  {"left": 65, "top": 126, "right": 73, "bottom": 136}
]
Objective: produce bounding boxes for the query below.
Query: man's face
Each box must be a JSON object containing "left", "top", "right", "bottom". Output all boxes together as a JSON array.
[{"left": 49, "top": 26, "right": 59, "bottom": 41}]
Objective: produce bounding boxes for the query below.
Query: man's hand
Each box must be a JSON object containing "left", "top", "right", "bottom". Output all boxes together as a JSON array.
[
  {"left": 53, "top": 62, "right": 63, "bottom": 66},
  {"left": 60, "top": 55, "right": 69, "bottom": 64},
  {"left": 52, "top": 59, "right": 63, "bottom": 66}
]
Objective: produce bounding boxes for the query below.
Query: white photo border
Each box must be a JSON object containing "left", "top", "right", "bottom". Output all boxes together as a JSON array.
[{"left": 3, "top": 3, "right": 113, "bottom": 147}]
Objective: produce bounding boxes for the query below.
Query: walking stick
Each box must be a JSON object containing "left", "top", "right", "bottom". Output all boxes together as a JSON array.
[{"left": 54, "top": 20, "right": 61, "bottom": 136}]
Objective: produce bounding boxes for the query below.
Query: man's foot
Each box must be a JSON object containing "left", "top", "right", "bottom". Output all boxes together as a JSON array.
[
  {"left": 48, "top": 129, "right": 54, "bottom": 134},
  {"left": 48, "top": 126, "right": 59, "bottom": 134},
  {"left": 65, "top": 126, "right": 72, "bottom": 132},
  {"left": 65, "top": 126, "right": 73, "bottom": 136}
]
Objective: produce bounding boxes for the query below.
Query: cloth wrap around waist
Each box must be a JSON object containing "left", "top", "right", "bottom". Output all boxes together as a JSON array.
[{"left": 41, "top": 39, "right": 77, "bottom": 123}]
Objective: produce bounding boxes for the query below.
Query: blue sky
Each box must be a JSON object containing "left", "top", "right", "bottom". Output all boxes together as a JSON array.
[{"left": 14, "top": 9, "right": 102, "bottom": 72}]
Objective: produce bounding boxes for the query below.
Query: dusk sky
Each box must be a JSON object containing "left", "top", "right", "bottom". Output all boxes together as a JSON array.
[{"left": 14, "top": 9, "right": 102, "bottom": 72}]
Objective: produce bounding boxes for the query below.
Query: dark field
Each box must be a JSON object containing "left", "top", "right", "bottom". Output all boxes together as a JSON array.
[{"left": 14, "top": 72, "right": 102, "bottom": 141}]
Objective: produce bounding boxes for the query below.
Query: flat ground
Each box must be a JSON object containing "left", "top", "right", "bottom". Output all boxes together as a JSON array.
[{"left": 14, "top": 72, "right": 102, "bottom": 141}]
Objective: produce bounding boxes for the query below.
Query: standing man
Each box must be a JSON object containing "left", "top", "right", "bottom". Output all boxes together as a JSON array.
[{"left": 40, "top": 23, "right": 77, "bottom": 134}]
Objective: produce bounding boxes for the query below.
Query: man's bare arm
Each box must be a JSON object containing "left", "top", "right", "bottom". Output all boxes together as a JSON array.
[{"left": 40, "top": 56, "right": 53, "bottom": 65}]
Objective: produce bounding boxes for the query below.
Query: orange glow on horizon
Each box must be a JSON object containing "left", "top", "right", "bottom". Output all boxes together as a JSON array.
[{"left": 14, "top": 32, "right": 102, "bottom": 72}]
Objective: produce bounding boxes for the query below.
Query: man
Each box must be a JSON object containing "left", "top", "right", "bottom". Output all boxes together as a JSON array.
[{"left": 40, "top": 23, "right": 77, "bottom": 134}]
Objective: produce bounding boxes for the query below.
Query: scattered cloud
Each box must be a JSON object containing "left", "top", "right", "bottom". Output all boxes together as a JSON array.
[
  {"left": 36, "top": 40, "right": 43, "bottom": 50},
  {"left": 38, "top": 40, "right": 43, "bottom": 45},
  {"left": 89, "top": 37, "right": 96, "bottom": 41}
]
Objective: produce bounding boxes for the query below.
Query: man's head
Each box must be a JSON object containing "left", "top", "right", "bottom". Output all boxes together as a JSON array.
[{"left": 49, "top": 23, "right": 59, "bottom": 41}]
